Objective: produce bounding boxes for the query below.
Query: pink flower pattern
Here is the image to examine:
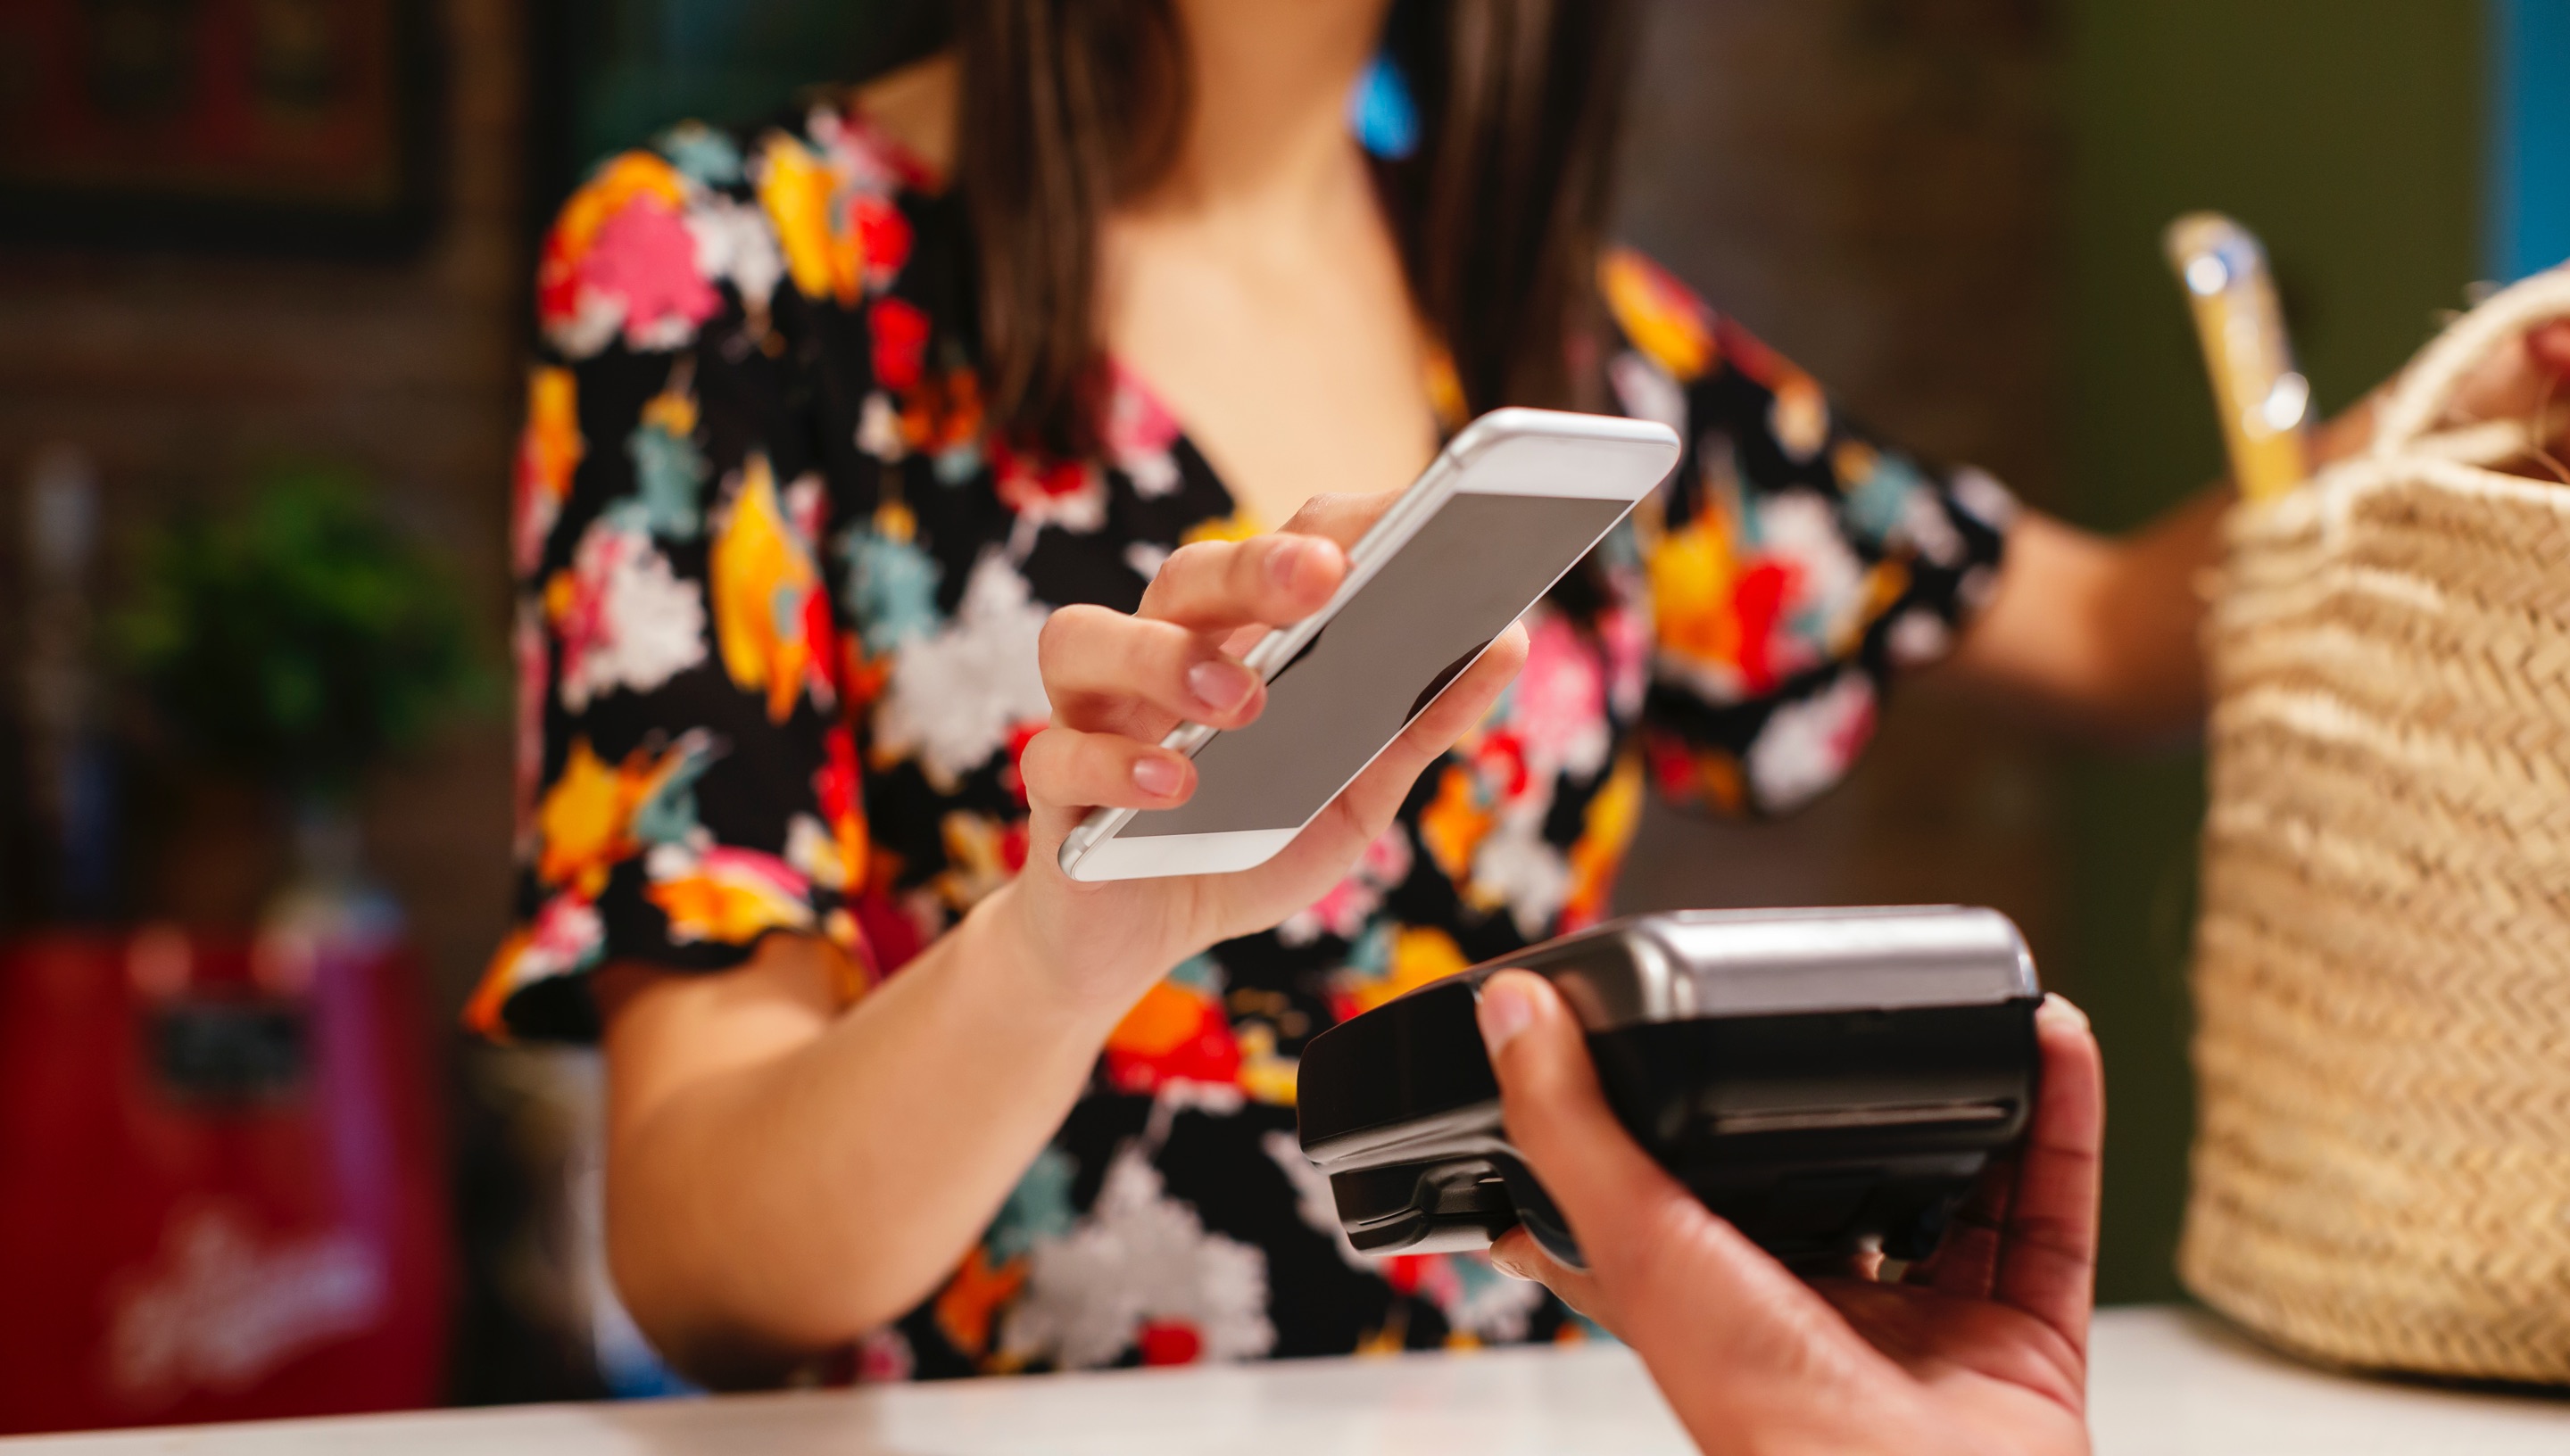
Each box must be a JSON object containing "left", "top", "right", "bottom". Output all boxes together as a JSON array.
[{"left": 582, "top": 199, "right": 725, "bottom": 352}]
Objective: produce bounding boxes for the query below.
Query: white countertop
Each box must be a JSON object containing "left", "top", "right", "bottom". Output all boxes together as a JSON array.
[{"left": 7, "top": 1307, "right": 2564, "bottom": 1454}]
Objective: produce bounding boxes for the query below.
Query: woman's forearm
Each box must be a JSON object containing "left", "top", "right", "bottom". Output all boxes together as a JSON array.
[
  {"left": 1941, "top": 492, "right": 2227, "bottom": 741},
  {"left": 599, "top": 884, "right": 1134, "bottom": 1386},
  {"left": 583, "top": 498, "right": 1510, "bottom": 1387},
  {"left": 1944, "top": 392, "right": 2397, "bottom": 739}
]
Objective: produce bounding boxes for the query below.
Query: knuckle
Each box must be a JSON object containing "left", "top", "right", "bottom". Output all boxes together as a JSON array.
[
  {"left": 1036, "top": 606, "right": 1092, "bottom": 666},
  {"left": 1018, "top": 724, "right": 1067, "bottom": 771},
  {"left": 1160, "top": 540, "right": 1227, "bottom": 583},
  {"left": 1058, "top": 742, "right": 1123, "bottom": 800},
  {"left": 1140, "top": 544, "right": 1226, "bottom": 619},
  {"left": 1017, "top": 747, "right": 1063, "bottom": 801},
  {"left": 1282, "top": 492, "right": 1347, "bottom": 531},
  {"left": 1083, "top": 728, "right": 1140, "bottom": 774},
  {"left": 1050, "top": 605, "right": 1151, "bottom": 674},
  {"left": 1107, "top": 620, "right": 1181, "bottom": 691}
]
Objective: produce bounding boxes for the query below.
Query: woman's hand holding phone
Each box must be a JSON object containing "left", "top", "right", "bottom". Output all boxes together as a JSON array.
[{"left": 1004, "top": 492, "right": 1529, "bottom": 1014}]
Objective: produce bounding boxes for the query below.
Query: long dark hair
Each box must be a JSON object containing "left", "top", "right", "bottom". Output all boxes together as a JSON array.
[{"left": 952, "top": 0, "right": 1640, "bottom": 454}]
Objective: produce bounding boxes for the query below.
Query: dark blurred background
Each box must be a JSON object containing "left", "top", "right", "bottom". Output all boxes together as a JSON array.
[{"left": 0, "top": 0, "right": 2556, "bottom": 1427}]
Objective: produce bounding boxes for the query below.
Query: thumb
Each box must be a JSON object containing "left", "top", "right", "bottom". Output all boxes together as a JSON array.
[
  {"left": 1475, "top": 971, "right": 1869, "bottom": 1366},
  {"left": 1474, "top": 969, "right": 1689, "bottom": 1269}
]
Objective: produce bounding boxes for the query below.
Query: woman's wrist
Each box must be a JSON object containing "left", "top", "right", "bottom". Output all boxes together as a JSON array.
[{"left": 961, "top": 876, "right": 1191, "bottom": 1033}]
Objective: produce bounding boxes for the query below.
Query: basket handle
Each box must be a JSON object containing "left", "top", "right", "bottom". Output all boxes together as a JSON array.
[{"left": 2370, "top": 269, "right": 2570, "bottom": 465}]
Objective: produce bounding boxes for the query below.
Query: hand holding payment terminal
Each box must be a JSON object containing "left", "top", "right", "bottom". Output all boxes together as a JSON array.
[{"left": 1296, "top": 907, "right": 2043, "bottom": 1272}]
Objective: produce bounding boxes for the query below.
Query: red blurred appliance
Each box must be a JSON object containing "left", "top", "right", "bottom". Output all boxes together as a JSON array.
[{"left": 0, "top": 928, "right": 450, "bottom": 1435}]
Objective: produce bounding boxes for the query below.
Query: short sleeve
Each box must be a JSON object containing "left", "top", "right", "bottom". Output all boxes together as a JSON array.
[
  {"left": 1599, "top": 248, "right": 2016, "bottom": 818},
  {"left": 469, "top": 131, "right": 875, "bottom": 1041}
]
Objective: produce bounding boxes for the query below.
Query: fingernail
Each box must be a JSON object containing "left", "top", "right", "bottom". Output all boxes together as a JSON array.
[
  {"left": 1488, "top": 1250, "right": 1530, "bottom": 1281},
  {"left": 1268, "top": 537, "right": 1312, "bottom": 590},
  {"left": 1132, "top": 756, "right": 1184, "bottom": 797},
  {"left": 1186, "top": 660, "right": 1254, "bottom": 713},
  {"left": 1477, "top": 972, "right": 1539, "bottom": 1056}
]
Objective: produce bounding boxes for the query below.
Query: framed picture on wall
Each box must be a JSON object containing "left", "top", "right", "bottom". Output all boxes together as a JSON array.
[{"left": 0, "top": 0, "right": 439, "bottom": 254}]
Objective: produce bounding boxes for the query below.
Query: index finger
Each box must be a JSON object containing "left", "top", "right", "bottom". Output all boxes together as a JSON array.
[
  {"left": 1274, "top": 490, "right": 1402, "bottom": 550},
  {"left": 1136, "top": 533, "right": 1344, "bottom": 632},
  {"left": 1138, "top": 492, "right": 1399, "bottom": 632},
  {"left": 1991, "top": 994, "right": 2104, "bottom": 1355}
]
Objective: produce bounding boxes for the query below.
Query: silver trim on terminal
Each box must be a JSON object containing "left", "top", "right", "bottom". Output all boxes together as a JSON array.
[{"left": 1538, "top": 906, "right": 2037, "bottom": 1032}]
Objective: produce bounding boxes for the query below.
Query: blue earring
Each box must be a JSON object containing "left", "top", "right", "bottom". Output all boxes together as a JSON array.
[{"left": 1349, "top": 52, "right": 1420, "bottom": 160}]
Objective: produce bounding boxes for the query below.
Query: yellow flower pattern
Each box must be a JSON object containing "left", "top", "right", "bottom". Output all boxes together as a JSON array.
[
  {"left": 757, "top": 133, "right": 863, "bottom": 305},
  {"left": 710, "top": 453, "right": 829, "bottom": 724}
]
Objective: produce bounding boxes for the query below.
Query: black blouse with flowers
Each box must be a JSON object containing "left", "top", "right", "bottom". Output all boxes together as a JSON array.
[{"left": 475, "top": 103, "right": 2014, "bottom": 1380}]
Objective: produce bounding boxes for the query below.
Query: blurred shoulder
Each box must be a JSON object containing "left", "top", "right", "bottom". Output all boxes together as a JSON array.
[
  {"left": 1598, "top": 245, "right": 1716, "bottom": 385},
  {"left": 1597, "top": 245, "right": 1809, "bottom": 392},
  {"left": 1597, "top": 244, "right": 1831, "bottom": 444},
  {"left": 534, "top": 61, "right": 955, "bottom": 362},
  {"left": 849, "top": 50, "right": 958, "bottom": 182}
]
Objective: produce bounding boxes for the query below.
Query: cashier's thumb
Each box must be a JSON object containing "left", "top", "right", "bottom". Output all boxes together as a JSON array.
[
  {"left": 1478, "top": 971, "right": 1879, "bottom": 1391},
  {"left": 1476, "top": 972, "right": 1683, "bottom": 1267}
]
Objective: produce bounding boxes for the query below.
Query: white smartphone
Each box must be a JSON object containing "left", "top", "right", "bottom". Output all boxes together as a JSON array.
[{"left": 1057, "top": 407, "right": 1681, "bottom": 883}]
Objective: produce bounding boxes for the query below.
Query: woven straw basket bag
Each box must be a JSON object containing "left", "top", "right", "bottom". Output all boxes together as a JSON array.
[{"left": 2182, "top": 270, "right": 2570, "bottom": 1383}]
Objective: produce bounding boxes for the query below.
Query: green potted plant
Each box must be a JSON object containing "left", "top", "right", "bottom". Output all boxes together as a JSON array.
[{"left": 118, "top": 461, "right": 485, "bottom": 946}]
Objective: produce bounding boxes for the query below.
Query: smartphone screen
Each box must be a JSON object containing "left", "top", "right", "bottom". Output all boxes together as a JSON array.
[{"left": 1114, "top": 491, "right": 1629, "bottom": 840}]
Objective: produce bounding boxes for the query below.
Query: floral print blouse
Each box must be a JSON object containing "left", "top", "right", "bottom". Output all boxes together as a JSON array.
[{"left": 473, "top": 103, "right": 2014, "bottom": 1380}]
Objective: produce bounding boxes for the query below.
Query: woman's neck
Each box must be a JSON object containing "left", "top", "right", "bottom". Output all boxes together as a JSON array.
[
  {"left": 1095, "top": 0, "right": 1436, "bottom": 524},
  {"left": 1135, "top": 0, "right": 1394, "bottom": 224}
]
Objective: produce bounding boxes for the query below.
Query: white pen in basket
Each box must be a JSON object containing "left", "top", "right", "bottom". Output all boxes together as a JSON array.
[{"left": 2164, "top": 212, "right": 2311, "bottom": 502}]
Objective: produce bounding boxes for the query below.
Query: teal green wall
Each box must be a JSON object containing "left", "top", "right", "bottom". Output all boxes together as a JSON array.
[
  {"left": 560, "top": 0, "right": 908, "bottom": 175},
  {"left": 2491, "top": 0, "right": 2570, "bottom": 281},
  {"left": 2063, "top": 0, "right": 2485, "bottom": 1303}
]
